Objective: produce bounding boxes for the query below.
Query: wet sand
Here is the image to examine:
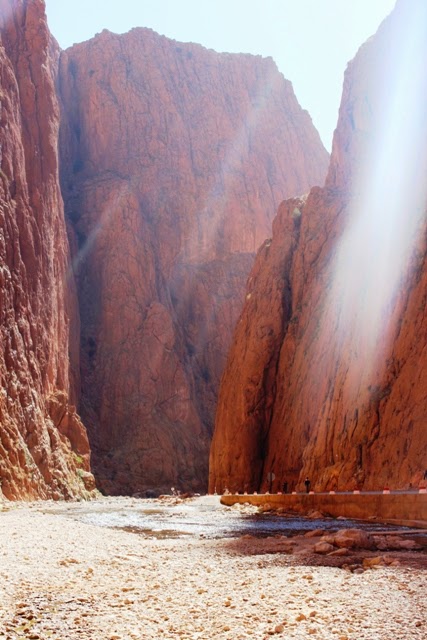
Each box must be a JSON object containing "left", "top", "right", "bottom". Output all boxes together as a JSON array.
[{"left": 0, "top": 496, "right": 426, "bottom": 639}]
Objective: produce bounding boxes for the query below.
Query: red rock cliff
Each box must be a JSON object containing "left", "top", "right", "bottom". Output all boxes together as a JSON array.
[
  {"left": 0, "top": 0, "right": 94, "bottom": 499},
  {"left": 209, "top": 0, "right": 427, "bottom": 493},
  {"left": 58, "top": 28, "right": 329, "bottom": 494}
]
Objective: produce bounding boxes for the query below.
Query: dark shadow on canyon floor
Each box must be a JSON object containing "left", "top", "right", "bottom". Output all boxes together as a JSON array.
[{"left": 221, "top": 528, "right": 427, "bottom": 572}]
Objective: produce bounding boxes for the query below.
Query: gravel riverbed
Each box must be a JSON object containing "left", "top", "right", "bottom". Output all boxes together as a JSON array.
[{"left": 0, "top": 495, "right": 425, "bottom": 639}]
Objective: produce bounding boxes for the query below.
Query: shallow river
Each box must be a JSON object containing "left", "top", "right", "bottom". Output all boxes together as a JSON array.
[{"left": 44, "top": 495, "right": 413, "bottom": 540}]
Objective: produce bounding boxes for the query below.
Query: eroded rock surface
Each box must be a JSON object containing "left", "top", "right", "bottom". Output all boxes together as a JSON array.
[
  {"left": 0, "top": 0, "right": 94, "bottom": 499},
  {"left": 58, "top": 28, "right": 329, "bottom": 494},
  {"left": 210, "top": 0, "right": 427, "bottom": 493}
]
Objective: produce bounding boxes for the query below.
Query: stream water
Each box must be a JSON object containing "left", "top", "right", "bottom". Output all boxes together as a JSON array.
[{"left": 44, "top": 495, "right": 415, "bottom": 540}]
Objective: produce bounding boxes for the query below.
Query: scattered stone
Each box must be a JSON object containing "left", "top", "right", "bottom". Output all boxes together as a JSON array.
[
  {"left": 320, "top": 533, "right": 337, "bottom": 545},
  {"left": 258, "top": 504, "right": 274, "bottom": 513},
  {"left": 374, "top": 536, "right": 423, "bottom": 551},
  {"left": 363, "top": 556, "right": 384, "bottom": 569},
  {"left": 0, "top": 495, "right": 425, "bottom": 640},
  {"left": 59, "top": 558, "right": 79, "bottom": 566},
  {"left": 395, "top": 539, "right": 422, "bottom": 551},
  {"left": 314, "top": 542, "right": 335, "bottom": 554},
  {"left": 308, "top": 511, "right": 324, "bottom": 519},
  {"left": 390, "top": 559, "right": 401, "bottom": 567},
  {"left": 328, "top": 548, "right": 349, "bottom": 557},
  {"left": 305, "top": 529, "right": 324, "bottom": 538},
  {"left": 333, "top": 529, "right": 375, "bottom": 550}
]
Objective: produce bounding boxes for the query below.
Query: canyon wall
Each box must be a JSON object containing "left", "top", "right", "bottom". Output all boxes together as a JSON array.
[
  {"left": 0, "top": 0, "right": 94, "bottom": 499},
  {"left": 209, "top": 0, "right": 427, "bottom": 493},
  {"left": 58, "top": 29, "right": 329, "bottom": 495}
]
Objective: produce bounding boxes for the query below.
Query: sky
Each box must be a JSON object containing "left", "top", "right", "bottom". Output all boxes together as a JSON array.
[{"left": 44, "top": 0, "right": 396, "bottom": 151}]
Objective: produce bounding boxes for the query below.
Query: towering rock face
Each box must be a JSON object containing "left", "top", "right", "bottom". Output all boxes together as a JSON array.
[
  {"left": 58, "top": 28, "right": 329, "bottom": 494},
  {"left": 210, "top": 0, "right": 427, "bottom": 493},
  {"left": 0, "top": 0, "right": 94, "bottom": 499}
]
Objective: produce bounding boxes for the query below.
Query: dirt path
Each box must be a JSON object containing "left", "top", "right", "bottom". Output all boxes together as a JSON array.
[{"left": 0, "top": 496, "right": 425, "bottom": 639}]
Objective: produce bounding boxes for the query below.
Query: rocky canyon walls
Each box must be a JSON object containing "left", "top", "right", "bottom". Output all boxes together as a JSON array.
[
  {"left": 210, "top": 0, "right": 427, "bottom": 493},
  {"left": 58, "top": 28, "right": 329, "bottom": 495},
  {"left": 3, "top": 0, "right": 422, "bottom": 501},
  {"left": 0, "top": 0, "right": 94, "bottom": 499}
]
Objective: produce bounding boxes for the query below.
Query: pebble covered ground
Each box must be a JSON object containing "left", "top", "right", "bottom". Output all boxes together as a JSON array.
[{"left": 0, "top": 496, "right": 425, "bottom": 639}]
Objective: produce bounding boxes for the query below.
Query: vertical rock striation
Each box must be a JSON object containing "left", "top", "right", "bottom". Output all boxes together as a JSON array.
[
  {"left": 0, "top": 0, "right": 94, "bottom": 499},
  {"left": 210, "top": 0, "right": 427, "bottom": 493},
  {"left": 58, "top": 28, "right": 329, "bottom": 494}
]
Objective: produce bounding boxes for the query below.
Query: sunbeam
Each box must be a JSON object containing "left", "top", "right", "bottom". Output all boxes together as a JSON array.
[
  {"left": 185, "top": 61, "right": 286, "bottom": 263},
  {"left": 326, "top": 0, "right": 427, "bottom": 385},
  {"left": 68, "top": 182, "right": 130, "bottom": 277}
]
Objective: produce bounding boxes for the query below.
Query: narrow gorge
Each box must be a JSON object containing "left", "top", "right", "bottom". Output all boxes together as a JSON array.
[
  {"left": 0, "top": 0, "right": 329, "bottom": 497},
  {"left": 57, "top": 27, "right": 328, "bottom": 494},
  {"left": 3, "top": 0, "right": 425, "bottom": 501}
]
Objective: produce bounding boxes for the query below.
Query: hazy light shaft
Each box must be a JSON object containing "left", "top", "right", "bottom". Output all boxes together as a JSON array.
[
  {"left": 188, "top": 63, "right": 281, "bottom": 262},
  {"left": 326, "top": 0, "right": 427, "bottom": 384}
]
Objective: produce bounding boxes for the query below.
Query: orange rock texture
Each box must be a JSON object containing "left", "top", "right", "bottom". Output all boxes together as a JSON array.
[
  {"left": 0, "top": 0, "right": 94, "bottom": 499},
  {"left": 58, "top": 28, "right": 329, "bottom": 494},
  {"left": 209, "top": 0, "right": 427, "bottom": 493}
]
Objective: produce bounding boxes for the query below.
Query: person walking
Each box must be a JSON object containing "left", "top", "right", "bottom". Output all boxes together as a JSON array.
[{"left": 304, "top": 477, "right": 311, "bottom": 493}]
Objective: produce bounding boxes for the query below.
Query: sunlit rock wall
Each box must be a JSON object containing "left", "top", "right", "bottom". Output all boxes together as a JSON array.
[
  {"left": 58, "top": 27, "right": 329, "bottom": 495},
  {"left": 209, "top": 0, "right": 427, "bottom": 493},
  {"left": 0, "top": 0, "right": 94, "bottom": 499}
]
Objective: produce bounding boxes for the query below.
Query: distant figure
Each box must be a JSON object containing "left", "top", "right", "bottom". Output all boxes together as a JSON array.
[
  {"left": 423, "top": 470, "right": 427, "bottom": 480},
  {"left": 282, "top": 481, "right": 288, "bottom": 494},
  {"left": 304, "top": 477, "right": 311, "bottom": 493}
]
